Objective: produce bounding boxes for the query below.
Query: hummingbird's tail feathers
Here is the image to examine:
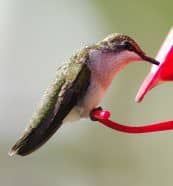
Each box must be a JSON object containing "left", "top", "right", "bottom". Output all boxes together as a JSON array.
[{"left": 9, "top": 119, "right": 63, "bottom": 156}]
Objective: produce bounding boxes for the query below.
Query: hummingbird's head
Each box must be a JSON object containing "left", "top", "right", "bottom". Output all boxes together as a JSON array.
[{"left": 97, "top": 33, "right": 159, "bottom": 65}]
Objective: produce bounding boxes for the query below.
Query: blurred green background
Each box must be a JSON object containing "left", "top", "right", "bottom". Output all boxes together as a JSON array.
[{"left": 1, "top": 0, "right": 173, "bottom": 185}]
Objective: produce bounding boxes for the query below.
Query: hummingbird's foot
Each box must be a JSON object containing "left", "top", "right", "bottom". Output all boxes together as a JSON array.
[{"left": 90, "top": 107, "right": 103, "bottom": 121}]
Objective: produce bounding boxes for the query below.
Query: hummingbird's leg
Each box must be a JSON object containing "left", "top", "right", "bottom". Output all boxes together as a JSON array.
[{"left": 90, "top": 106, "right": 103, "bottom": 121}]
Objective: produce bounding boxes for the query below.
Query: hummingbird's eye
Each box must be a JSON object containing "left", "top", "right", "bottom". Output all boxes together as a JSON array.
[{"left": 123, "top": 41, "right": 134, "bottom": 51}]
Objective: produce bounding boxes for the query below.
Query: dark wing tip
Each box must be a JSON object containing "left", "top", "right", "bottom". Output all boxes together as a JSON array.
[
  {"left": 8, "top": 138, "right": 31, "bottom": 156},
  {"left": 8, "top": 149, "right": 18, "bottom": 157},
  {"left": 8, "top": 122, "right": 62, "bottom": 157},
  {"left": 8, "top": 145, "right": 24, "bottom": 157},
  {"left": 8, "top": 149, "right": 24, "bottom": 157}
]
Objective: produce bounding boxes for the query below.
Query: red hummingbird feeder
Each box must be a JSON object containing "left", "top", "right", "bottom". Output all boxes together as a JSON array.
[{"left": 91, "top": 27, "right": 173, "bottom": 134}]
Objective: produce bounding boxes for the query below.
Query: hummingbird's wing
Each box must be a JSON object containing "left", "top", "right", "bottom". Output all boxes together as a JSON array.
[{"left": 9, "top": 51, "right": 91, "bottom": 156}]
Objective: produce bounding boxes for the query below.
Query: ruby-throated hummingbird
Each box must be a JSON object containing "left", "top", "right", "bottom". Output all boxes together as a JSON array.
[{"left": 9, "top": 33, "right": 159, "bottom": 156}]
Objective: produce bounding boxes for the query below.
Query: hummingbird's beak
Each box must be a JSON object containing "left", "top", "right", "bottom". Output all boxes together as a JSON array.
[{"left": 141, "top": 55, "right": 160, "bottom": 65}]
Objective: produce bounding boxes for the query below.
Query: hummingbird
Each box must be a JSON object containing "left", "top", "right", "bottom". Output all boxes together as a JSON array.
[{"left": 9, "top": 33, "right": 159, "bottom": 156}]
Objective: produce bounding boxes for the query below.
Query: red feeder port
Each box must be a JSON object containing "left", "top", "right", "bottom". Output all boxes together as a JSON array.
[{"left": 136, "top": 27, "right": 173, "bottom": 102}]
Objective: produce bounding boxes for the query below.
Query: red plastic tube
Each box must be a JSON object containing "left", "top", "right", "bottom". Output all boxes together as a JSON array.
[{"left": 91, "top": 109, "right": 173, "bottom": 134}]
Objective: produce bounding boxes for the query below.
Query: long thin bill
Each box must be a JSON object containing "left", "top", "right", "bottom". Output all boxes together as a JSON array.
[{"left": 142, "top": 55, "right": 160, "bottom": 65}]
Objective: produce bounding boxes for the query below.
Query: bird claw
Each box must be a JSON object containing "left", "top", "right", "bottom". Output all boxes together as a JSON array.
[{"left": 90, "top": 107, "right": 103, "bottom": 121}]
